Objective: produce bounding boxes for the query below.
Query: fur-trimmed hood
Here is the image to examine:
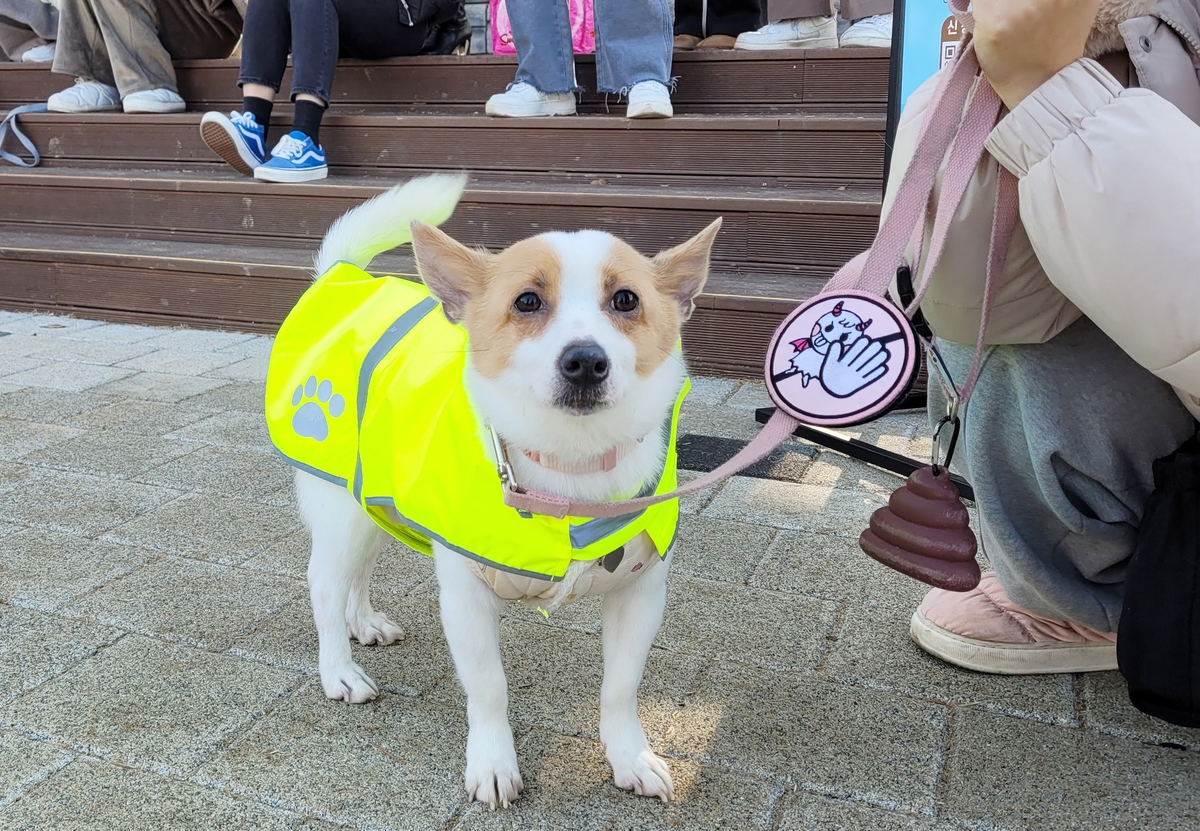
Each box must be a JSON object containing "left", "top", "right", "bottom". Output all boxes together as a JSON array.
[{"left": 1087, "top": 0, "right": 1162, "bottom": 55}]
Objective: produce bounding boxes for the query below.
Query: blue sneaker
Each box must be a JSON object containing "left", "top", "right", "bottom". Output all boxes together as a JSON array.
[
  {"left": 200, "top": 110, "right": 266, "bottom": 176},
  {"left": 254, "top": 131, "right": 328, "bottom": 183}
]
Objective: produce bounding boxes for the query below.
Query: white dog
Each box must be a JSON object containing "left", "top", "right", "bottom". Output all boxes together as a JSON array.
[{"left": 276, "top": 175, "right": 720, "bottom": 808}]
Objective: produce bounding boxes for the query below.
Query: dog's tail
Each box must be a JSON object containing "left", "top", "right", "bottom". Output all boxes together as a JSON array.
[{"left": 313, "top": 172, "right": 468, "bottom": 278}]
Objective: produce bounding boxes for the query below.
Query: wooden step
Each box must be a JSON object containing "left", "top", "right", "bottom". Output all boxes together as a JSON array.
[
  {"left": 0, "top": 231, "right": 819, "bottom": 376},
  {"left": 0, "top": 50, "right": 888, "bottom": 379},
  {"left": 0, "top": 49, "right": 888, "bottom": 115},
  {"left": 11, "top": 111, "right": 886, "bottom": 187},
  {"left": 0, "top": 168, "right": 881, "bottom": 278}
]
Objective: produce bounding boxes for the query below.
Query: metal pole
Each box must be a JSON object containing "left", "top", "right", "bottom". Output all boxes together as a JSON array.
[
  {"left": 882, "top": 0, "right": 906, "bottom": 192},
  {"left": 754, "top": 407, "right": 975, "bottom": 501}
]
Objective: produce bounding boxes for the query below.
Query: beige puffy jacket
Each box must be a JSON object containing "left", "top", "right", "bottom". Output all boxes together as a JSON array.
[{"left": 885, "top": 0, "right": 1200, "bottom": 419}]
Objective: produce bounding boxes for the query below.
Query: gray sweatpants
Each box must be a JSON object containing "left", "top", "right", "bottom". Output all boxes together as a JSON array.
[
  {"left": 0, "top": 0, "right": 57, "bottom": 61},
  {"left": 53, "top": 0, "right": 241, "bottom": 97},
  {"left": 930, "top": 318, "right": 1196, "bottom": 632}
]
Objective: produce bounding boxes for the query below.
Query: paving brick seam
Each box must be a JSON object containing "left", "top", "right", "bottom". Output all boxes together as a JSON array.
[
  {"left": 5, "top": 572, "right": 1192, "bottom": 752},
  {"left": 2, "top": 595, "right": 976, "bottom": 766},
  {"left": 1, "top": 628, "right": 128, "bottom": 709},
  {"left": 0, "top": 546, "right": 1167, "bottom": 747},
  {"left": 4, "top": 750, "right": 318, "bottom": 829},
  {"left": 929, "top": 705, "right": 957, "bottom": 823},
  {"left": 0, "top": 748, "right": 75, "bottom": 812},
  {"left": 5, "top": 314, "right": 1200, "bottom": 828},
  {"left": 812, "top": 598, "right": 851, "bottom": 674}
]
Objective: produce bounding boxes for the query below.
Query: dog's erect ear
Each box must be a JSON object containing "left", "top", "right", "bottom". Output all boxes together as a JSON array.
[
  {"left": 652, "top": 218, "right": 722, "bottom": 321},
  {"left": 411, "top": 221, "right": 489, "bottom": 325}
]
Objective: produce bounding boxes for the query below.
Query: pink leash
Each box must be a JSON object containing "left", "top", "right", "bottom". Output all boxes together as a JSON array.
[{"left": 503, "top": 29, "right": 1020, "bottom": 521}]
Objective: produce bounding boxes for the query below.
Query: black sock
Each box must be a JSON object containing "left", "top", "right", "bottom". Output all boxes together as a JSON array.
[
  {"left": 291, "top": 99, "right": 326, "bottom": 146},
  {"left": 242, "top": 95, "right": 273, "bottom": 144}
]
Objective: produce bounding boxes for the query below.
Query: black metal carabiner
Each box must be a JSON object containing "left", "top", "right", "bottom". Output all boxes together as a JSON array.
[{"left": 931, "top": 414, "right": 961, "bottom": 476}]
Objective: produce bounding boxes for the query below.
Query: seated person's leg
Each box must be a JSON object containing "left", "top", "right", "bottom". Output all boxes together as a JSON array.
[
  {"left": 914, "top": 318, "right": 1197, "bottom": 674},
  {"left": 47, "top": 0, "right": 122, "bottom": 112},
  {"left": 0, "top": 0, "right": 58, "bottom": 61},
  {"left": 254, "top": 0, "right": 431, "bottom": 183},
  {"left": 674, "top": 0, "right": 764, "bottom": 50},
  {"left": 839, "top": 0, "right": 892, "bottom": 48},
  {"left": 734, "top": 0, "right": 837, "bottom": 50},
  {"left": 250, "top": 0, "right": 339, "bottom": 183},
  {"left": 127, "top": 0, "right": 240, "bottom": 112},
  {"left": 88, "top": 0, "right": 185, "bottom": 111},
  {"left": 420, "top": 0, "right": 471, "bottom": 56},
  {"left": 593, "top": 0, "right": 674, "bottom": 118},
  {"left": 155, "top": 0, "right": 241, "bottom": 60},
  {"left": 673, "top": 0, "right": 705, "bottom": 49},
  {"left": 201, "top": 0, "right": 290, "bottom": 175},
  {"left": 486, "top": 0, "right": 577, "bottom": 117},
  {"left": 0, "top": 20, "right": 41, "bottom": 61}
]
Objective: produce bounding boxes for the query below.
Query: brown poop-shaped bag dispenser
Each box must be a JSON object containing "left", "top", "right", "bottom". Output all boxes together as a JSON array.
[{"left": 859, "top": 466, "right": 980, "bottom": 592}]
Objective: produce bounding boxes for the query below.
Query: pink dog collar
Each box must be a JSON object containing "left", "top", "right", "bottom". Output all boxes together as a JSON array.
[{"left": 518, "top": 442, "right": 638, "bottom": 475}]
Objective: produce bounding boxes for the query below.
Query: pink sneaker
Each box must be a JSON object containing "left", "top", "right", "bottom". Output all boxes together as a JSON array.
[{"left": 910, "top": 572, "right": 1118, "bottom": 674}]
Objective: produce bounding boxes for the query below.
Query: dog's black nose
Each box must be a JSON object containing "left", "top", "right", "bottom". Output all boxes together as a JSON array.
[{"left": 559, "top": 342, "right": 610, "bottom": 386}]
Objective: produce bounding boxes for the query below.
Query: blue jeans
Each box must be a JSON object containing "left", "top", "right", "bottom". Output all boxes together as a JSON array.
[{"left": 506, "top": 0, "right": 673, "bottom": 94}]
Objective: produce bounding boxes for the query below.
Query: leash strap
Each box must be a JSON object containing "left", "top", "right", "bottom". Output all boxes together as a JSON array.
[
  {"left": 502, "top": 407, "right": 803, "bottom": 519},
  {"left": 0, "top": 104, "right": 48, "bottom": 168},
  {"left": 504, "top": 9, "right": 1017, "bottom": 520}
]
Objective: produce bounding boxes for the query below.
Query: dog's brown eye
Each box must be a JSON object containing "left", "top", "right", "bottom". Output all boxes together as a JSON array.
[
  {"left": 513, "top": 292, "right": 543, "bottom": 313},
  {"left": 611, "top": 290, "right": 639, "bottom": 313}
]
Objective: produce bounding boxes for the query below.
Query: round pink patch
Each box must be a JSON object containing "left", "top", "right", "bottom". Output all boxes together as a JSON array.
[{"left": 764, "top": 291, "right": 919, "bottom": 428}]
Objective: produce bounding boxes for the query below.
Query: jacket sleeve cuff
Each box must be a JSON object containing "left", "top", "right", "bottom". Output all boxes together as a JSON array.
[{"left": 985, "top": 59, "right": 1126, "bottom": 178}]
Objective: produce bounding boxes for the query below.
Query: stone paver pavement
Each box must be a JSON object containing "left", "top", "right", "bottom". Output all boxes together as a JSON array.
[{"left": 1, "top": 311, "right": 1198, "bottom": 830}]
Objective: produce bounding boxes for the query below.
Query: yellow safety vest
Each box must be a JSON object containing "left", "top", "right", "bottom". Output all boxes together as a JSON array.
[{"left": 265, "top": 262, "right": 686, "bottom": 582}]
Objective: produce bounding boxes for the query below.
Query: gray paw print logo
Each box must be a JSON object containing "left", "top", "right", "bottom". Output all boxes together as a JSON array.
[{"left": 292, "top": 376, "right": 345, "bottom": 442}]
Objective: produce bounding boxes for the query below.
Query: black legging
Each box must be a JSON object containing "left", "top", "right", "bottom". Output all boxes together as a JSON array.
[
  {"left": 237, "top": 0, "right": 435, "bottom": 103},
  {"left": 674, "top": 0, "right": 764, "bottom": 38}
]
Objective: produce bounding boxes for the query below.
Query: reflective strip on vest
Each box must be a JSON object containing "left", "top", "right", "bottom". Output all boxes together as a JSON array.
[{"left": 265, "top": 262, "right": 686, "bottom": 581}]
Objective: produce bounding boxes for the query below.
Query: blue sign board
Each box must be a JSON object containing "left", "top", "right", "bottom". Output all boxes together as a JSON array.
[{"left": 898, "top": 0, "right": 963, "bottom": 107}]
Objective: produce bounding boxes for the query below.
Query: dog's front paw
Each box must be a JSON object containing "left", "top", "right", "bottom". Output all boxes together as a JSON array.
[
  {"left": 319, "top": 660, "right": 380, "bottom": 704},
  {"left": 347, "top": 610, "right": 405, "bottom": 646},
  {"left": 609, "top": 747, "right": 675, "bottom": 803},
  {"left": 465, "top": 734, "right": 523, "bottom": 809}
]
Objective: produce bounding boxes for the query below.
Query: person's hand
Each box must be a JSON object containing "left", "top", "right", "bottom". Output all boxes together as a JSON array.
[{"left": 971, "top": 0, "right": 1100, "bottom": 109}]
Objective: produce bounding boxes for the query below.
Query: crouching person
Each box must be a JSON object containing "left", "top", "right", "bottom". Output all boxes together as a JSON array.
[
  {"left": 48, "top": 0, "right": 243, "bottom": 114},
  {"left": 897, "top": 0, "right": 1200, "bottom": 673}
]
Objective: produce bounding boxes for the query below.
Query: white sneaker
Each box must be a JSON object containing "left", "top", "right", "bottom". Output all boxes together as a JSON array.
[
  {"left": 626, "top": 80, "right": 672, "bottom": 119},
  {"left": 734, "top": 17, "right": 839, "bottom": 50},
  {"left": 841, "top": 14, "right": 893, "bottom": 48},
  {"left": 485, "top": 82, "right": 576, "bottom": 117},
  {"left": 20, "top": 43, "right": 55, "bottom": 63},
  {"left": 47, "top": 79, "right": 120, "bottom": 113},
  {"left": 123, "top": 88, "right": 186, "bottom": 114}
]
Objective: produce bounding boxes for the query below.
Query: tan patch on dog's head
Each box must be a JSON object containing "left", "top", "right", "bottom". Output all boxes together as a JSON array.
[
  {"left": 412, "top": 222, "right": 564, "bottom": 379},
  {"left": 412, "top": 218, "right": 722, "bottom": 381},
  {"left": 599, "top": 218, "right": 723, "bottom": 377},
  {"left": 600, "top": 241, "right": 684, "bottom": 378},
  {"left": 462, "top": 237, "right": 563, "bottom": 379}
]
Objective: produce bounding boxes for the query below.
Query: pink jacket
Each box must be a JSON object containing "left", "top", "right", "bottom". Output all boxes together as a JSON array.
[{"left": 884, "top": 0, "right": 1200, "bottom": 419}]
